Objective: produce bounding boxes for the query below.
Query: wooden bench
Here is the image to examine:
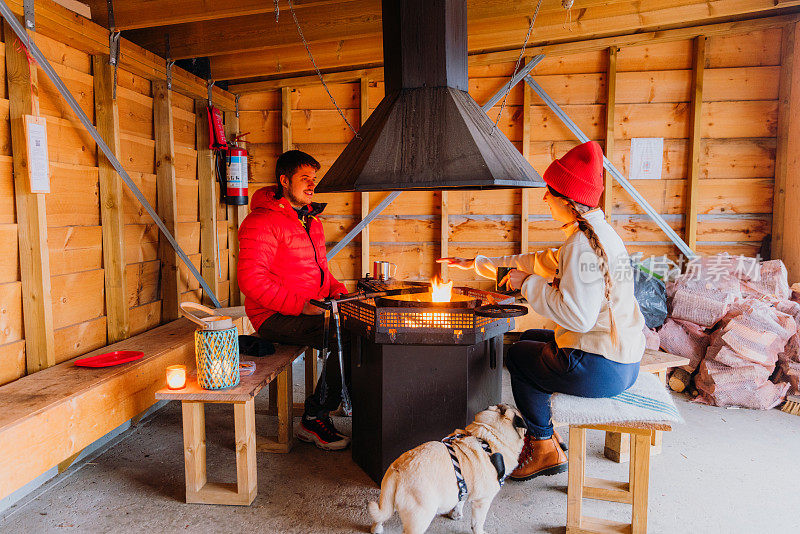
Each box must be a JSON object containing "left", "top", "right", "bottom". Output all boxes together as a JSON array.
[
  {"left": 0, "top": 313, "right": 249, "bottom": 502},
  {"left": 603, "top": 349, "right": 689, "bottom": 463},
  {"left": 155, "top": 346, "right": 307, "bottom": 506}
]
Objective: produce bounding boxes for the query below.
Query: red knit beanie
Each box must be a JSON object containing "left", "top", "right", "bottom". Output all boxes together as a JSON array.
[{"left": 543, "top": 141, "right": 605, "bottom": 207}]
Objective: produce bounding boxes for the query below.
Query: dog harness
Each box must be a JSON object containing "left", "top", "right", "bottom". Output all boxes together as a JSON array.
[{"left": 442, "top": 434, "right": 507, "bottom": 502}]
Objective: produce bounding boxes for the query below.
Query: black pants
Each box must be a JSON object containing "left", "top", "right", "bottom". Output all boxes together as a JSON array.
[{"left": 257, "top": 312, "right": 351, "bottom": 418}]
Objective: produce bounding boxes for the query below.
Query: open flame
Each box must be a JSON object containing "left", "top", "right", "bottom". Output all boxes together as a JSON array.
[{"left": 431, "top": 276, "right": 453, "bottom": 302}]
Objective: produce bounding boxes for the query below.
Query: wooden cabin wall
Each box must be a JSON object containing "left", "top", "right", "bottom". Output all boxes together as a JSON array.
[
  {"left": 239, "top": 26, "right": 780, "bottom": 292},
  {"left": 0, "top": 30, "right": 233, "bottom": 386}
]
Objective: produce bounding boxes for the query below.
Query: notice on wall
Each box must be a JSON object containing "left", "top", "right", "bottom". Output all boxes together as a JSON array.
[
  {"left": 629, "top": 137, "right": 663, "bottom": 180},
  {"left": 24, "top": 115, "right": 50, "bottom": 193}
]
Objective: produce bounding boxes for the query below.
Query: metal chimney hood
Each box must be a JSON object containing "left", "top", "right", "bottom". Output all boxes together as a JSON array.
[{"left": 315, "top": 0, "right": 545, "bottom": 193}]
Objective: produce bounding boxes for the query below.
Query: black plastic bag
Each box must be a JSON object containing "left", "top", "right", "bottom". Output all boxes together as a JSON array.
[{"left": 633, "top": 266, "right": 668, "bottom": 329}]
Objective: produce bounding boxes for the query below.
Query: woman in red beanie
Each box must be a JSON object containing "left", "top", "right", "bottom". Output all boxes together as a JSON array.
[{"left": 439, "top": 141, "right": 646, "bottom": 480}]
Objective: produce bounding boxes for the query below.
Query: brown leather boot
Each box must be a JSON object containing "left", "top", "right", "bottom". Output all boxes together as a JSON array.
[{"left": 510, "top": 434, "right": 568, "bottom": 481}]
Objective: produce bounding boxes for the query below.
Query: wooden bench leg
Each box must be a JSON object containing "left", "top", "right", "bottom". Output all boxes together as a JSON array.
[
  {"left": 566, "top": 427, "right": 586, "bottom": 533},
  {"left": 183, "top": 400, "right": 257, "bottom": 506},
  {"left": 258, "top": 365, "right": 295, "bottom": 453},
  {"left": 183, "top": 401, "right": 207, "bottom": 501},
  {"left": 630, "top": 432, "right": 652, "bottom": 534},
  {"left": 234, "top": 399, "right": 258, "bottom": 504}
]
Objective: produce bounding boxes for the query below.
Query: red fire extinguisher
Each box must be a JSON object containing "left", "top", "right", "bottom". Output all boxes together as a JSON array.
[
  {"left": 207, "top": 105, "right": 249, "bottom": 206},
  {"left": 225, "top": 134, "right": 249, "bottom": 206}
]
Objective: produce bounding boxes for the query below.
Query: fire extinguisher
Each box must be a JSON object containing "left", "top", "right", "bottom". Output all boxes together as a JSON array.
[
  {"left": 225, "top": 134, "right": 249, "bottom": 206},
  {"left": 207, "top": 104, "right": 249, "bottom": 206}
]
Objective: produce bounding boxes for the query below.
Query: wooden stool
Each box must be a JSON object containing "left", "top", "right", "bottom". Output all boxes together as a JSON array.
[
  {"left": 567, "top": 421, "right": 672, "bottom": 534},
  {"left": 155, "top": 347, "right": 306, "bottom": 505}
]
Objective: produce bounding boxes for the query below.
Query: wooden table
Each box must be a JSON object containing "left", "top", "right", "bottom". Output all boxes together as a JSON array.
[{"left": 155, "top": 346, "right": 306, "bottom": 506}]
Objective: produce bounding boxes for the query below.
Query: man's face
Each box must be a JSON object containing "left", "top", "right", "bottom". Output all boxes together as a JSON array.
[{"left": 280, "top": 164, "right": 317, "bottom": 208}]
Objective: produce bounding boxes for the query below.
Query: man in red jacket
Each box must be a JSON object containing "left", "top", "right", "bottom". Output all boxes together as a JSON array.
[{"left": 237, "top": 150, "right": 350, "bottom": 450}]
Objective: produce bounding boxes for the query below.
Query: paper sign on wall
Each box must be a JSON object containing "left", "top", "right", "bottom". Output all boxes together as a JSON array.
[
  {"left": 24, "top": 115, "right": 50, "bottom": 193},
  {"left": 629, "top": 137, "right": 663, "bottom": 180}
]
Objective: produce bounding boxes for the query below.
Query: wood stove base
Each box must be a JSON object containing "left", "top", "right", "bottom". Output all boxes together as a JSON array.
[{"left": 350, "top": 334, "right": 504, "bottom": 484}]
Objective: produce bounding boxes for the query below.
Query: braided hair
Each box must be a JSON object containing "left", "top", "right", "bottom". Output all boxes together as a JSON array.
[{"left": 548, "top": 187, "right": 619, "bottom": 347}]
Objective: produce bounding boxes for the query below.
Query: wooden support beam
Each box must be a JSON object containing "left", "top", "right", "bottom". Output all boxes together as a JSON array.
[
  {"left": 360, "top": 77, "right": 370, "bottom": 277},
  {"left": 441, "top": 191, "right": 449, "bottom": 281},
  {"left": 83, "top": 0, "right": 339, "bottom": 30},
  {"left": 1, "top": 0, "right": 235, "bottom": 108},
  {"left": 600, "top": 46, "right": 618, "bottom": 216},
  {"left": 224, "top": 111, "right": 247, "bottom": 306},
  {"left": 6, "top": 22, "right": 56, "bottom": 373},
  {"left": 777, "top": 22, "right": 800, "bottom": 278},
  {"left": 685, "top": 36, "right": 706, "bottom": 251},
  {"left": 196, "top": 100, "right": 219, "bottom": 307},
  {"left": 219, "top": 11, "right": 796, "bottom": 82},
  {"left": 521, "top": 60, "right": 532, "bottom": 255},
  {"left": 281, "top": 87, "right": 293, "bottom": 152},
  {"left": 153, "top": 80, "right": 180, "bottom": 320},
  {"left": 93, "top": 54, "right": 129, "bottom": 343},
  {"left": 131, "top": 0, "right": 800, "bottom": 62}
]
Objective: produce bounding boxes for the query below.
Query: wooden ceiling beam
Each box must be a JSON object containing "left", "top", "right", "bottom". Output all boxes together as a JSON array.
[
  {"left": 227, "top": 12, "right": 798, "bottom": 92},
  {"left": 218, "top": 4, "right": 800, "bottom": 83},
  {"left": 124, "top": 0, "right": 643, "bottom": 60},
  {"left": 3, "top": 0, "right": 236, "bottom": 108},
  {"left": 82, "top": 0, "right": 338, "bottom": 30}
]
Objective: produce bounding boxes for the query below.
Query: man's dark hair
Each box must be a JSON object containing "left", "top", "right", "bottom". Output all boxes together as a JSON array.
[{"left": 275, "top": 150, "right": 321, "bottom": 183}]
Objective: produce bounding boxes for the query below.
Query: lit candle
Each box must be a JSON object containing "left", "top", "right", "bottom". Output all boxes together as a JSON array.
[{"left": 166, "top": 365, "right": 187, "bottom": 389}]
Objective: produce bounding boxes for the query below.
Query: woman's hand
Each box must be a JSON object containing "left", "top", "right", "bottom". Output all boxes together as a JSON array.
[
  {"left": 436, "top": 257, "right": 475, "bottom": 270},
  {"left": 498, "top": 269, "right": 530, "bottom": 291}
]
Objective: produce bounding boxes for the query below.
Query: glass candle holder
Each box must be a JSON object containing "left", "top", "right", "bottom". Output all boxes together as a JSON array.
[{"left": 166, "top": 365, "right": 187, "bottom": 389}]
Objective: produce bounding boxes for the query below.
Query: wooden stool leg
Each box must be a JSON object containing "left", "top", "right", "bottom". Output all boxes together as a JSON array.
[
  {"left": 182, "top": 401, "right": 207, "bottom": 501},
  {"left": 234, "top": 399, "right": 258, "bottom": 504},
  {"left": 257, "top": 365, "right": 295, "bottom": 453},
  {"left": 631, "top": 432, "right": 652, "bottom": 534},
  {"left": 566, "top": 426, "right": 586, "bottom": 532}
]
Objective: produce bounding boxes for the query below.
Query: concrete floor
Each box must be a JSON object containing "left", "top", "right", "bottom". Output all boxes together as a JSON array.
[{"left": 2, "top": 363, "right": 799, "bottom": 534}]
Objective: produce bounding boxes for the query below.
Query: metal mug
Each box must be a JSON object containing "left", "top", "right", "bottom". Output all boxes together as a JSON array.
[{"left": 373, "top": 261, "right": 397, "bottom": 281}]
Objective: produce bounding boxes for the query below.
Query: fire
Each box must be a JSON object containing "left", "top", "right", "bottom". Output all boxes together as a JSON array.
[{"left": 430, "top": 276, "right": 453, "bottom": 302}]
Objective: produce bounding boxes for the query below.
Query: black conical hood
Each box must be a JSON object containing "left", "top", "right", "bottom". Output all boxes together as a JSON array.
[{"left": 315, "top": 0, "right": 544, "bottom": 193}]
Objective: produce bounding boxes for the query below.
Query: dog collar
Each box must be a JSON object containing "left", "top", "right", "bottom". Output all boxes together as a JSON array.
[{"left": 442, "top": 434, "right": 507, "bottom": 502}]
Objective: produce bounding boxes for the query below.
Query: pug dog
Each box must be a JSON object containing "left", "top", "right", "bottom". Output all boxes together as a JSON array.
[{"left": 367, "top": 404, "right": 527, "bottom": 534}]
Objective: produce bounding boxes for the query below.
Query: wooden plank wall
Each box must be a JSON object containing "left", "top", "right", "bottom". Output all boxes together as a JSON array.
[
  {"left": 0, "top": 30, "right": 233, "bottom": 386},
  {"left": 238, "top": 27, "right": 781, "bottom": 292}
]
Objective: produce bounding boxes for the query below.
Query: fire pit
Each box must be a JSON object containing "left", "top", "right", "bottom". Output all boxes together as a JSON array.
[{"left": 340, "top": 278, "right": 522, "bottom": 483}]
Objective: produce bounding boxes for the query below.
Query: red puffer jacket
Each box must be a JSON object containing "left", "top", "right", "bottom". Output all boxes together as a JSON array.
[{"left": 237, "top": 186, "right": 347, "bottom": 331}]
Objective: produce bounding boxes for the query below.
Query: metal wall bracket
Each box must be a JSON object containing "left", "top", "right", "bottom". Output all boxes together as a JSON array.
[
  {"left": 235, "top": 94, "right": 240, "bottom": 118},
  {"left": 481, "top": 54, "right": 544, "bottom": 111},
  {"left": 207, "top": 79, "right": 215, "bottom": 107},
  {"left": 164, "top": 33, "right": 174, "bottom": 90},
  {"left": 23, "top": 0, "right": 34, "bottom": 30}
]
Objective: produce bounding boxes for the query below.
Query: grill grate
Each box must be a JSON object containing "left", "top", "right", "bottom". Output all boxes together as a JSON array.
[{"left": 340, "top": 280, "right": 516, "bottom": 344}]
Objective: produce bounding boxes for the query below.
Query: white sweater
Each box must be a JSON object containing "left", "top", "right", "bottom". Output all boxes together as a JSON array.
[{"left": 475, "top": 209, "right": 645, "bottom": 364}]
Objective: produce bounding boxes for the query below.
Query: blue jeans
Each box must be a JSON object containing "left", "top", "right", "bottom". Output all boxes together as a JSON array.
[{"left": 506, "top": 329, "right": 640, "bottom": 439}]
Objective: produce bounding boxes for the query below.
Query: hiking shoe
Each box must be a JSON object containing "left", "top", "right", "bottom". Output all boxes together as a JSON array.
[
  {"left": 297, "top": 416, "right": 351, "bottom": 450},
  {"left": 510, "top": 434, "right": 568, "bottom": 481}
]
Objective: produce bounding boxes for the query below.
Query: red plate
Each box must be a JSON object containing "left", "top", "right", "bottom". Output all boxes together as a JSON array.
[{"left": 75, "top": 350, "right": 144, "bottom": 368}]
